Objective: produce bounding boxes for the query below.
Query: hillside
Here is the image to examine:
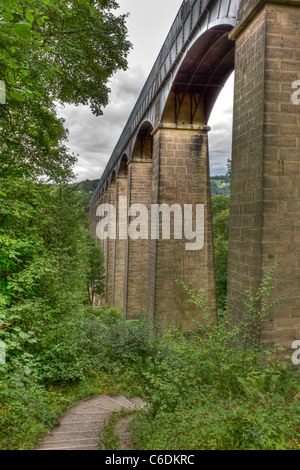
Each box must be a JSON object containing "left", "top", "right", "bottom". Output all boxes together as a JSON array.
[{"left": 70, "top": 177, "right": 230, "bottom": 196}]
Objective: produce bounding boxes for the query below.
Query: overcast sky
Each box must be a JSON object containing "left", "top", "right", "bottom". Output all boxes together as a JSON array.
[{"left": 58, "top": 0, "right": 234, "bottom": 182}]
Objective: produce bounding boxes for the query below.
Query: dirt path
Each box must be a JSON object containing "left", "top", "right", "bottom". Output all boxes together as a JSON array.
[
  {"left": 37, "top": 395, "right": 146, "bottom": 450},
  {"left": 115, "top": 415, "right": 135, "bottom": 450}
]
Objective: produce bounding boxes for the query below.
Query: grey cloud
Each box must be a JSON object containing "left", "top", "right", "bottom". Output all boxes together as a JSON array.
[
  {"left": 210, "top": 151, "right": 231, "bottom": 176},
  {"left": 59, "top": 66, "right": 147, "bottom": 181},
  {"left": 60, "top": 69, "right": 234, "bottom": 181},
  {"left": 208, "top": 75, "right": 234, "bottom": 176}
]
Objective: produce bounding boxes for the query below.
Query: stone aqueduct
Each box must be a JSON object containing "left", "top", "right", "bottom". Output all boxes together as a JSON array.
[{"left": 89, "top": 0, "right": 300, "bottom": 347}]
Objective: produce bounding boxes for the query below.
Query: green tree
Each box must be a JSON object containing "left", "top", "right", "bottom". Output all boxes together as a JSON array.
[
  {"left": 0, "top": 0, "right": 124, "bottom": 448},
  {"left": 212, "top": 195, "right": 230, "bottom": 311},
  {"left": 0, "top": 0, "right": 131, "bottom": 181},
  {"left": 212, "top": 194, "right": 230, "bottom": 218},
  {"left": 0, "top": 179, "right": 105, "bottom": 379},
  {"left": 210, "top": 180, "right": 230, "bottom": 197},
  {"left": 86, "top": 234, "right": 105, "bottom": 305},
  {"left": 69, "top": 179, "right": 100, "bottom": 194}
]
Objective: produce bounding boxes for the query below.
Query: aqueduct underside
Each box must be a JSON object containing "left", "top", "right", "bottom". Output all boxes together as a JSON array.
[{"left": 89, "top": 0, "right": 300, "bottom": 349}]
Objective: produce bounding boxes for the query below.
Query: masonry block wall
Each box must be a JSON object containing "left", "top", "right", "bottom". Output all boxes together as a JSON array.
[
  {"left": 89, "top": 190, "right": 107, "bottom": 305},
  {"left": 89, "top": 200, "right": 97, "bottom": 242},
  {"left": 106, "top": 183, "right": 116, "bottom": 305},
  {"left": 113, "top": 176, "right": 128, "bottom": 310},
  {"left": 149, "top": 125, "right": 217, "bottom": 330},
  {"left": 124, "top": 160, "right": 153, "bottom": 318},
  {"left": 102, "top": 189, "right": 109, "bottom": 303},
  {"left": 228, "top": 1, "right": 300, "bottom": 347},
  {"left": 89, "top": 0, "right": 300, "bottom": 345}
]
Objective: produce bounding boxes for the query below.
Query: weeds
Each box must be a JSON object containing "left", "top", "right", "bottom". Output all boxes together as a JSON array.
[
  {"left": 1, "top": 265, "right": 299, "bottom": 451},
  {"left": 131, "top": 264, "right": 300, "bottom": 450}
]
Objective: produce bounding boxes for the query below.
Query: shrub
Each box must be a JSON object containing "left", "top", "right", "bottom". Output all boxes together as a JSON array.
[{"left": 130, "top": 265, "right": 300, "bottom": 450}]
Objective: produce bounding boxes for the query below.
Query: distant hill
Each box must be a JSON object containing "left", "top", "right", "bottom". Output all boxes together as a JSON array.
[
  {"left": 69, "top": 179, "right": 100, "bottom": 193},
  {"left": 69, "top": 177, "right": 230, "bottom": 197},
  {"left": 211, "top": 175, "right": 230, "bottom": 196}
]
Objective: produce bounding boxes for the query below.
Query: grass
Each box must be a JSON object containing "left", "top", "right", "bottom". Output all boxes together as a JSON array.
[
  {"left": 1, "top": 293, "right": 299, "bottom": 451},
  {"left": 130, "top": 393, "right": 300, "bottom": 450},
  {"left": 2, "top": 348, "right": 299, "bottom": 451},
  {"left": 100, "top": 408, "right": 134, "bottom": 450},
  {"left": 0, "top": 368, "right": 144, "bottom": 450}
]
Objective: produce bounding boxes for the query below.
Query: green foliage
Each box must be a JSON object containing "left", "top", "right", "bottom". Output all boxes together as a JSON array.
[
  {"left": 0, "top": 0, "right": 131, "bottom": 181},
  {"left": 130, "top": 269, "right": 300, "bottom": 450},
  {"left": 69, "top": 179, "right": 100, "bottom": 194},
  {"left": 83, "top": 308, "right": 155, "bottom": 367},
  {"left": 100, "top": 408, "right": 133, "bottom": 450},
  {"left": 211, "top": 167, "right": 231, "bottom": 309},
  {"left": 211, "top": 180, "right": 230, "bottom": 196},
  {"left": 210, "top": 174, "right": 230, "bottom": 196},
  {"left": 239, "top": 262, "right": 284, "bottom": 349},
  {"left": 86, "top": 235, "right": 105, "bottom": 305},
  {"left": 1, "top": 262, "right": 299, "bottom": 450},
  {"left": 211, "top": 195, "right": 230, "bottom": 310},
  {"left": 0, "top": 373, "right": 60, "bottom": 450},
  {"left": 212, "top": 194, "right": 230, "bottom": 219},
  {"left": 0, "top": 178, "right": 108, "bottom": 445},
  {"left": 131, "top": 392, "right": 300, "bottom": 450},
  {"left": 0, "top": 0, "right": 135, "bottom": 451}
]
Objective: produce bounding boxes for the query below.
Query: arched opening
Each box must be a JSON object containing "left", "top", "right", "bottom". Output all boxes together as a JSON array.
[
  {"left": 102, "top": 180, "right": 109, "bottom": 195},
  {"left": 132, "top": 121, "right": 153, "bottom": 160},
  {"left": 119, "top": 154, "right": 128, "bottom": 177},
  {"left": 157, "top": 25, "right": 235, "bottom": 320},
  {"left": 207, "top": 72, "right": 234, "bottom": 312},
  {"left": 113, "top": 153, "right": 128, "bottom": 312},
  {"left": 126, "top": 121, "right": 153, "bottom": 319},
  {"left": 161, "top": 25, "right": 235, "bottom": 125},
  {"left": 110, "top": 169, "right": 117, "bottom": 188},
  {"left": 208, "top": 72, "right": 234, "bottom": 182}
]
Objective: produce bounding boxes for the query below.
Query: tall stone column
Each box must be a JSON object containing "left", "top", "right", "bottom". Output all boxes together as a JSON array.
[
  {"left": 228, "top": 0, "right": 300, "bottom": 346},
  {"left": 124, "top": 160, "right": 152, "bottom": 318},
  {"left": 95, "top": 192, "right": 106, "bottom": 252},
  {"left": 106, "top": 182, "right": 116, "bottom": 305},
  {"left": 113, "top": 176, "right": 128, "bottom": 310},
  {"left": 149, "top": 124, "right": 217, "bottom": 331},
  {"left": 101, "top": 189, "right": 109, "bottom": 304}
]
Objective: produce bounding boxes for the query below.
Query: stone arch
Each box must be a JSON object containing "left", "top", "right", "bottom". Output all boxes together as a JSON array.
[
  {"left": 118, "top": 154, "right": 128, "bottom": 177},
  {"left": 161, "top": 24, "right": 235, "bottom": 125},
  {"left": 109, "top": 169, "right": 117, "bottom": 187},
  {"left": 102, "top": 179, "right": 109, "bottom": 194},
  {"left": 132, "top": 121, "right": 154, "bottom": 161}
]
